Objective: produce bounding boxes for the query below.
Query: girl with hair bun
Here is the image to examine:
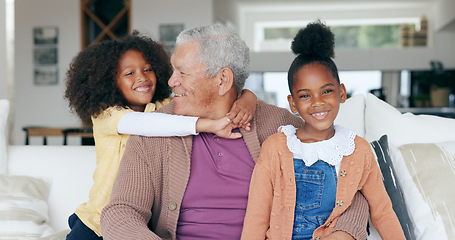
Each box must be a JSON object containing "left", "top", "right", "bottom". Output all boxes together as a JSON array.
[{"left": 241, "top": 20, "right": 405, "bottom": 240}]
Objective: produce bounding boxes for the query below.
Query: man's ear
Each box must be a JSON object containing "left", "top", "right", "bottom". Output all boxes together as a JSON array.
[{"left": 218, "top": 67, "right": 234, "bottom": 96}]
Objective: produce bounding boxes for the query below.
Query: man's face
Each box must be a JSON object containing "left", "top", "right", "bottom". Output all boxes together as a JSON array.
[{"left": 169, "top": 42, "right": 219, "bottom": 118}]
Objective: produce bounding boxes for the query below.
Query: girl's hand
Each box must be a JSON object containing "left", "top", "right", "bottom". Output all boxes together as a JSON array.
[
  {"left": 196, "top": 117, "right": 243, "bottom": 139},
  {"left": 228, "top": 89, "right": 257, "bottom": 131}
]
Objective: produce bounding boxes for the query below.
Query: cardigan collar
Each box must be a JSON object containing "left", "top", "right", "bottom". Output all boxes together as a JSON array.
[{"left": 279, "top": 125, "right": 356, "bottom": 167}]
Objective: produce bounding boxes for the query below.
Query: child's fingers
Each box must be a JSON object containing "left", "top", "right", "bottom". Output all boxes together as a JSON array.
[
  {"left": 241, "top": 122, "right": 251, "bottom": 131},
  {"left": 227, "top": 103, "right": 240, "bottom": 117},
  {"left": 230, "top": 111, "right": 245, "bottom": 125},
  {"left": 240, "top": 113, "right": 253, "bottom": 125}
]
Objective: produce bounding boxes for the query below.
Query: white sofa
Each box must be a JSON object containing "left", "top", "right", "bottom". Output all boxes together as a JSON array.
[{"left": 1, "top": 94, "right": 455, "bottom": 239}]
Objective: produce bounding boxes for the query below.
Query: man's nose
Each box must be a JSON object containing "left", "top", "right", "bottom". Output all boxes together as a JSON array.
[{"left": 168, "top": 71, "right": 180, "bottom": 87}]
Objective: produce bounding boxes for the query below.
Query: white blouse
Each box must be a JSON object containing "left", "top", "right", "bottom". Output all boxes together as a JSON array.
[{"left": 278, "top": 125, "right": 356, "bottom": 174}]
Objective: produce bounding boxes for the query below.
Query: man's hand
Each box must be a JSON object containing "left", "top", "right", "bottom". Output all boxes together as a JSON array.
[{"left": 322, "top": 231, "right": 355, "bottom": 240}]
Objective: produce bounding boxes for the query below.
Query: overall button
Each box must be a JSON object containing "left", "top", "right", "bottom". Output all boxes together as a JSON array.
[
  {"left": 121, "top": 144, "right": 126, "bottom": 148},
  {"left": 213, "top": 138, "right": 219, "bottom": 142},
  {"left": 314, "top": 237, "right": 321, "bottom": 240},
  {"left": 218, "top": 152, "right": 223, "bottom": 157},
  {"left": 336, "top": 200, "right": 343, "bottom": 207},
  {"left": 340, "top": 170, "right": 347, "bottom": 177},
  {"left": 168, "top": 201, "right": 177, "bottom": 211}
]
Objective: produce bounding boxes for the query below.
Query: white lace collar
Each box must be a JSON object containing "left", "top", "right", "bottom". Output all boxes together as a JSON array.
[{"left": 278, "top": 125, "right": 356, "bottom": 167}]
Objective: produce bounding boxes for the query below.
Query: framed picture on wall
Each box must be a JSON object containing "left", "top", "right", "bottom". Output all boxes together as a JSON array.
[
  {"left": 33, "top": 26, "right": 58, "bottom": 45},
  {"left": 34, "top": 66, "right": 58, "bottom": 85},
  {"left": 34, "top": 47, "right": 57, "bottom": 65},
  {"left": 33, "top": 26, "right": 59, "bottom": 85}
]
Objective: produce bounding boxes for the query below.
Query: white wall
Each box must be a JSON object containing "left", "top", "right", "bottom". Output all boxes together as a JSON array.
[
  {"left": 131, "top": 0, "right": 213, "bottom": 40},
  {"left": 10, "top": 0, "right": 455, "bottom": 144},
  {"left": 0, "top": 0, "right": 7, "bottom": 100},
  {"left": 14, "top": 0, "right": 80, "bottom": 145},
  {"left": 13, "top": 0, "right": 214, "bottom": 145},
  {"left": 230, "top": 0, "right": 455, "bottom": 72}
]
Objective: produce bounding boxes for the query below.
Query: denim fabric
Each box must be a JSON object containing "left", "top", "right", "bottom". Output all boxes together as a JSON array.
[{"left": 292, "top": 159, "right": 337, "bottom": 240}]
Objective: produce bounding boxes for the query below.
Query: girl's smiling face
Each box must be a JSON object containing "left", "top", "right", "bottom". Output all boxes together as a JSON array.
[
  {"left": 288, "top": 63, "right": 347, "bottom": 141},
  {"left": 117, "top": 49, "right": 157, "bottom": 112}
]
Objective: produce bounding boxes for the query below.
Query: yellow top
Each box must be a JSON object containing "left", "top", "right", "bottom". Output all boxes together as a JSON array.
[{"left": 75, "top": 98, "right": 172, "bottom": 236}]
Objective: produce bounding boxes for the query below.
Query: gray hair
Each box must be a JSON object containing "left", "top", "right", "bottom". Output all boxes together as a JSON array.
[{"left": 176, "top": 24, "right": 251, "bottom": 95}]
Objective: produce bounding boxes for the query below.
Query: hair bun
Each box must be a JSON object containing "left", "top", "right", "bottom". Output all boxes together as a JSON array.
[{"left": 291, "top": 20, "right": 335, "bottom": 59}]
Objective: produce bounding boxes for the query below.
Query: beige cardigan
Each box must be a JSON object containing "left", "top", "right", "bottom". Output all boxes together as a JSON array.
[{"left": 241, "top": 132, "right": 405, "bottom": 240}]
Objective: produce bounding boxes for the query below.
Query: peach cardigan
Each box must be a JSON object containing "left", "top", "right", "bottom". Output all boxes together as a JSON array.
[{"left": 241, "top": 132, "right": 405, "bottom": 240}]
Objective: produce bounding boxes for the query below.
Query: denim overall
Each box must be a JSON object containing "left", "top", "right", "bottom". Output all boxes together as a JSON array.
[{"left": 292, "top": 159, "right": 337, "bottom": 240}]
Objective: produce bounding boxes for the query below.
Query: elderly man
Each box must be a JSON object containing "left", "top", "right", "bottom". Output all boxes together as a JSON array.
[{"left": 101, "top": 24, "right": 369, "bottom": 239}]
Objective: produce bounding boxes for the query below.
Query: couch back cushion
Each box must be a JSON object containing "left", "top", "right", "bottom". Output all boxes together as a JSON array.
[
  {"left": 0, "top": 99, "right": 9, "bottom": 174},
  {"left": 335, "top": 94, "right": 365, "bottom": 137},
  {"left": 7, "top": 146, "right": 96, "bottom": 231},
  {"left": 364, "top": 93, "right": 455, "bottom": 145}
]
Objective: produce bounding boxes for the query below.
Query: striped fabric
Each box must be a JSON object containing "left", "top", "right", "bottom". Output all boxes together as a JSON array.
[
  {"left": 0, "top": 175, "right": 54, "bottom": 239},
  {"left": 390, "top": 141, "right": 455, "bottom": 240}
]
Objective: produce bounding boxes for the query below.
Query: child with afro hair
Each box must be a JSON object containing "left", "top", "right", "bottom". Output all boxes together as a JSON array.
[{"left": 64, "top": 31, "right": 256, "bottom": 239}]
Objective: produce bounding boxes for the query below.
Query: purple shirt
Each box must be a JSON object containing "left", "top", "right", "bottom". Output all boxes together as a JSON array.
[{"left": 176, "top": 131, "right": 255, "bottom": 239}]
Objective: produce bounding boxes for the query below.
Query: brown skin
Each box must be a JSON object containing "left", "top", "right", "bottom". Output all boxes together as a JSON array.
[
  {"left": 288, "top": 63, "right": 347, "bottom": 143},
  {"left": 116, "top": 50, "right": 157, "bottom": 112},
  {"left": 288, "top": 63, "right": 354, "bottom": 240}
]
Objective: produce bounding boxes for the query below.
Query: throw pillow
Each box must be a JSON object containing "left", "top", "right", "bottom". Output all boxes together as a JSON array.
[
  {"left": 0, "top": 174, "right": 55, "bottom": 239},
  {"left": 0, "top": 99, "right": 9, "bottom": 174},
  {"left": 364, "top": 93, "right": 455, "bottom": 146},
  {"left": 370, "top": 135, "right": 415, "bottom": 240},
  {"left": 389, "top": 141, "right": 455, "bottom": 240}
]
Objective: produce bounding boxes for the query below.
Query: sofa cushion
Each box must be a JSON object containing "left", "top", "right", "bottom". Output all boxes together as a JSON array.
[
  {"left": 370, "top": 135, "right": 415, "bottom": 239},
  {"left": 7, "top": 146, "right": 97, "bottom": 231},
  {"left": 335, "top": 94, "right": 365, "bottom": 137},
  {"left": 364, "top": 93, "right": 455, "bottom": 146},
  {"left": 390, "top": 141, "right": 455, "bottom": 240},
  {"left": 0, "top": 99, "right": 9, "bottom": 174},
  {"left": 0, "top": 174, "right": 54, "bottom": 238}
]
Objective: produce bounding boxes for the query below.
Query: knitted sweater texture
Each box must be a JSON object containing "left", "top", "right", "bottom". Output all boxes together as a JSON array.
[{"left": 100, "top": 100, "right": 369, "bottom": 239}]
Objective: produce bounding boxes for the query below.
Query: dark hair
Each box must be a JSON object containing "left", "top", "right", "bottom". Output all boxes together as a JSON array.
[
  {"left": 64, "top": 31, "right": 172, "bottom": 128},
  {"left": 287, "top": 20, "right": 340, "bottom": 94}
]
